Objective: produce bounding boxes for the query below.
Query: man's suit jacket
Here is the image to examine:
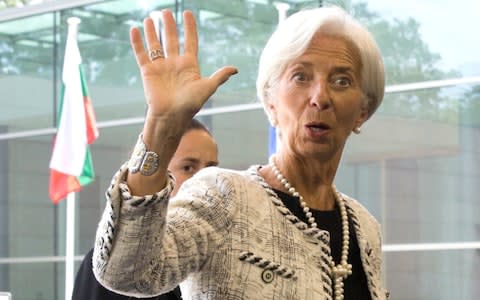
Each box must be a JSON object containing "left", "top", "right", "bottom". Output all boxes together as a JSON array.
[{"left": 72, "top": 248, "right": 181, "bottom": 300}]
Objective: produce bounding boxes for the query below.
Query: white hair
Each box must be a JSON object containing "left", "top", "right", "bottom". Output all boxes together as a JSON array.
[{"left": 256, "top": 6, "right": 385, "bottom": 124}]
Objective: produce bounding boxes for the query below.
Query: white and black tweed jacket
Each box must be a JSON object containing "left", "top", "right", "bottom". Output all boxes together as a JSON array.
[{"left": 93, "top": 164, "right": 388, "bottom": 300}]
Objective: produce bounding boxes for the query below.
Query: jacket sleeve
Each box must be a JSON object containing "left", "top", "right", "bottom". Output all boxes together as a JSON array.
[
  {"left": 72, "top": 249, "right": 111, "bottom": 300},
  {"left": 92, "top": 164, "right": 237, "bottom": 298}
]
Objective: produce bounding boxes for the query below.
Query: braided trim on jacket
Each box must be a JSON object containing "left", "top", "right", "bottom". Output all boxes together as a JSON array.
[
  {"left": 94, "top": 162, "right": 175, "bottom": 276},
  {"left": 247, "top": 166, "right": 334, "bottom": 300},
  {"left": 344, "top": 197, "right": 387, "bottom": 300},
  {"left": 238, "top": 251, "right": 298, "bottom": 280}
]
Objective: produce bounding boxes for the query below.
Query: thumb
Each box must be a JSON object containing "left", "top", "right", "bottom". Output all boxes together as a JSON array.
[
  {"left": 209, "top": 66, "right": 238, "bottom": 88},
  {"left": 188, "top": 66, "right": 238, "bottom": 110}
]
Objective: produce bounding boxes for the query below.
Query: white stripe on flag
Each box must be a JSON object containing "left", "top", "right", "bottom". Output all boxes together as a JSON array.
[{"left": 49, "top": 20, "right": 87, "bottom": 176}]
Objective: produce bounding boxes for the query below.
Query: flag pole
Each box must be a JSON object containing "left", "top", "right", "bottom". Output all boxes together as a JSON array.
[
  {"left": 63, "top": 16, "right": 81, "bottom": 300},
  {"left": 65, "top": 191, "right": 76, "bottom": 300},
  {"left": 274, "top": 2, "right": 290, "bottom": 22}
]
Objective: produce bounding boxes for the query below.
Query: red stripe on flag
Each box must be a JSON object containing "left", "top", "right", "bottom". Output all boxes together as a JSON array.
[
  {"left": 49, "top": 169, "right": 81, "bottom": 204},
  {"left": 84, "top": 95, "right": 98, "bottom": 144}
]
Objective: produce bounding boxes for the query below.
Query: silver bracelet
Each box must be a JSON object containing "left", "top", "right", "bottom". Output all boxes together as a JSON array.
[{"left": 128, "top": 134, "right": 160, "bottom": 176}]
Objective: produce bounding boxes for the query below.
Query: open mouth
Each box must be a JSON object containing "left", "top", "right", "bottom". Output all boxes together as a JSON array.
[{"left": 306, "top": 123, "right": 330, "bottom": 131}]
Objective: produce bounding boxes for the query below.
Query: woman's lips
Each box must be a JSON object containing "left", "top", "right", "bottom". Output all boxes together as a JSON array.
[{"left": 306, "top": 123, "right": 330, "bottom": 137}]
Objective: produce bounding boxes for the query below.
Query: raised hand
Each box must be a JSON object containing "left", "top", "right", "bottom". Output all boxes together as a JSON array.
[
  {"left": 127, "top": 10, "right": 237, "bottom": 196},
  {"left": 130, "top": 10, "right": 238, "bottom": 121}
]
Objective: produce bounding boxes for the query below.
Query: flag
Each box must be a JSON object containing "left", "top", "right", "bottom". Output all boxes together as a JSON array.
[{"left": 49, "top": 17, "right": 98, "bottom": 204}]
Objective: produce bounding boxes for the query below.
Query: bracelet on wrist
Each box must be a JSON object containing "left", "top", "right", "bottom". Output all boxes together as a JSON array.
[{"left": 127, "top": 133, "right": 160, "bottom": 176}]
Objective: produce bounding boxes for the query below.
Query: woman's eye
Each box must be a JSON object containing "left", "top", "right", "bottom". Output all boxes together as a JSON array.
[
  {"left": 333, "top": 77, "right": 351, "bottom": 87},
  {"left": 293, "top": 72, "right": 307, "bottom": 82}
]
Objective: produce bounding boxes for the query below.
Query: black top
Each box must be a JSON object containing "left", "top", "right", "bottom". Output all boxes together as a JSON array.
[
  {"left": 274, "top": 189, "right": 372, "bottom": 300},
  {"left": 72, "top": 248, "right": 182, "bottom": 300}
]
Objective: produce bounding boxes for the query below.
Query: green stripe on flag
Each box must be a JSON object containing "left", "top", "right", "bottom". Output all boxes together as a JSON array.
[
  {"left": 78, "top": 148, "right": 95, "bottom": 186},
  {"left": 79, "top": 65, "right": 89, "bottom": 97},
  {"left": 56, "top": 85, "right": 66, "bottom": 125}
]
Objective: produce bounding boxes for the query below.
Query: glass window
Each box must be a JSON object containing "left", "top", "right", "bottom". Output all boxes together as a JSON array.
[
  {"left": 0, "top": 13, "right": 56, "bottom": 131},
  {"left": 384, "top": 250, "right": 479, "bottom": 299}
]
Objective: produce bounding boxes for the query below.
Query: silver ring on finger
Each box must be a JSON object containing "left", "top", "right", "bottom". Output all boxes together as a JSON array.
[{"left": 149, "top": 48, "right": 164, "bottom": 61}]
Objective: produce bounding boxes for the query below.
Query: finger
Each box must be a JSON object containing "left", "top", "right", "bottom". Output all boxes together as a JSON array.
[
  {"left": 130, "top": 26, "right": 149, "bottom": 66},
  {"left": 161, "top": 9, "right": 179, "bottom": 57},
  {"left": 183, "top": 10, "right": 198, "bottom": 57},
  {"left": 144, "top": 17, "right": 163, "bottom": 55},
  {"left": 209, "top": 66, "right": 239, "bottom": 89}
]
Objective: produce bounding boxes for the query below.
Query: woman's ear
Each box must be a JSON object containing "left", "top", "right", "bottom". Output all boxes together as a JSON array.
[
  {"left": 358, "top": 106, "right": 369, "bottom": 124},
  {"left": 353, "top": 105, "right": 369, "bottom": 134},
  {"left": 267, "top": 100, "right": 278, "bottom": 127}
]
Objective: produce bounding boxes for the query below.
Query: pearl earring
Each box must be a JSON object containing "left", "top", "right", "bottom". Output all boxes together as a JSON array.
[
  {"left": 270, "top": 117, "right": 278, "bottom": 127},
  {"left": 353, "top": 127, "right": 361, "bottom": 134}
]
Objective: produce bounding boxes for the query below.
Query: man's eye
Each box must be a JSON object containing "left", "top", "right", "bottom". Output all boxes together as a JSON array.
[{"left": 182, "top": 165, "right": 195, "bottom": 173}]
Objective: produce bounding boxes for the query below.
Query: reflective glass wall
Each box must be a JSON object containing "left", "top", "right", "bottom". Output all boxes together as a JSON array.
[{"left": 0, "top": 0, "right": 479, "bottom": 299}]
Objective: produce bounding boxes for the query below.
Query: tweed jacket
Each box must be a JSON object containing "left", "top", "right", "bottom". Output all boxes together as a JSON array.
[{"left": 93, "top": 164, "right": 388, "bottom": 300}]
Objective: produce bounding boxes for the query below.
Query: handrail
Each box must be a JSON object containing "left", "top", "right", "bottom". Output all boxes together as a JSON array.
[{"left": 1, "top": 241, "right": 479, "bottom": 264}]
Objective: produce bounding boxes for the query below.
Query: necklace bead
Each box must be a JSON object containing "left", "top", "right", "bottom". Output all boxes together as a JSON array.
[{"left": 269, "top": 155, "right": 352, "bottom": 298}]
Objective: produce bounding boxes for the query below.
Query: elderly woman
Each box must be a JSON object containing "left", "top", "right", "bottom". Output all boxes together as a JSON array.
[{"left": 93, "top": 6, "right": 388, "bottom": 300}]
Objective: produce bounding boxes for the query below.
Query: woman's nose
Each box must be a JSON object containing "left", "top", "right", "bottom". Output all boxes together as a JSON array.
[{"left": 310, "top": 82, "right": 331, "bottom": 110}]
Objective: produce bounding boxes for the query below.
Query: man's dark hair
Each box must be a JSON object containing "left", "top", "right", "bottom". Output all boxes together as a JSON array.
[{"left": 187, "top": 118, "right": 212, "bottom": 136}]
